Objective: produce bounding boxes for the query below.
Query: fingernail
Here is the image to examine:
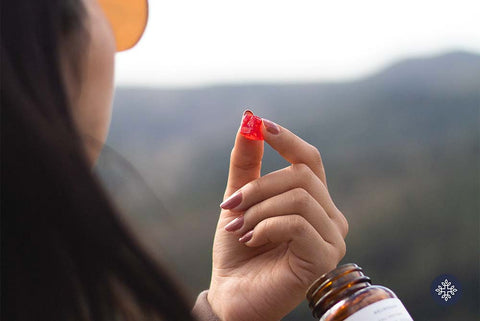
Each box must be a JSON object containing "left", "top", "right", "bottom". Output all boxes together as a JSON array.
[
  {"left": 239, "top": 230, "right": 253, "bottom": 243},
  {"left": 243, "top": 109, "right": 253, "bottom": 117},
  {"left": 262, "top": 119, "right": 280, "bottom": 135},
  {"left": 224, "top": 216, "right": 244, "bottom": 232},
  {"left": 220, "top": 192, "right": 242, "bottom": 210}
]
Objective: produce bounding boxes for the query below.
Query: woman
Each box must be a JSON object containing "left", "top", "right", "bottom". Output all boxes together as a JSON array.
[{"left": 1, "top": 0, "right": 348, "bottom": 320}]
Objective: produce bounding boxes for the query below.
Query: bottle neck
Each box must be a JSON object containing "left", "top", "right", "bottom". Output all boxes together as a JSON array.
[{"left": 306, "top": 264, "right": 371, "bottom": 319}]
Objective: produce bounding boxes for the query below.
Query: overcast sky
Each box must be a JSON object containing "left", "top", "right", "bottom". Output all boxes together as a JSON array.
[{"left": 115, "top": 0, "right": 480, "bottom": 88}]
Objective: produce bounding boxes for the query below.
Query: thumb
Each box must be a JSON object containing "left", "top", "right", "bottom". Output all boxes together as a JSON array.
[{"left": 224, "top": 111, "right": 264, "bottom": 198}]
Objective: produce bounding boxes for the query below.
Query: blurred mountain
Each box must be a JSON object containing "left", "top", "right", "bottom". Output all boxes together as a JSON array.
[{"left": 96, "top": 51, "right": 480, "bottom": 321}]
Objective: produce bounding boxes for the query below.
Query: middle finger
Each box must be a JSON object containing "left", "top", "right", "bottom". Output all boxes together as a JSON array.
[{"left": 221, "top": 163, "right": 342, "bottom": 224}]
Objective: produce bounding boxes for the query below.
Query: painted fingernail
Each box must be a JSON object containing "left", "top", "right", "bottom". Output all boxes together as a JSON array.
[
  {"left": 238, "top": 230, "right": 253, "bottom": 243},
  {"left": 220, "top": 192, "right": 242, "bottom": 210},
  {"left": 262, "top": 119, "right": 280, "bottom": 135},
  {"left": 224, "top": 216, "right": 244, "bottom": 232}
]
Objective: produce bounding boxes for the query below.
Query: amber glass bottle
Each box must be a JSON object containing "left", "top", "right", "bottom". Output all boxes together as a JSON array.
[{"left": 306, "top": 263, "right": 414, "bottom": 321}]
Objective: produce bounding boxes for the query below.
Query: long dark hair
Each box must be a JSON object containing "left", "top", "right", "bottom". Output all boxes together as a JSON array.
[{"left": 1, "top": 1, "right": 195, "bottom": 320}]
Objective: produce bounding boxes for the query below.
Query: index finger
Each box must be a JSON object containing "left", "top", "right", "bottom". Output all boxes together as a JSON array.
[{"left": 262, "top": 119, "right": 327, "bottom": 186}]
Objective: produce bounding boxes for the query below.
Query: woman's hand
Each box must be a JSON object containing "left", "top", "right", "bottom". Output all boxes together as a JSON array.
[{"left": 208, "top": 114, "right": 349, "bottom": 321}]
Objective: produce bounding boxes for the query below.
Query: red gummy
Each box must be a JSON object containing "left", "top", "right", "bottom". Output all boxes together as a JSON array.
[{"left": 240, "top": 110, "right": 264, "bottom": 140}]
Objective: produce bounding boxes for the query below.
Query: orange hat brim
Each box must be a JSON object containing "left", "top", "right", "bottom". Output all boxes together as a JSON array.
[{"left": 98, "top": 0, "right": 149, "bottom": 52}]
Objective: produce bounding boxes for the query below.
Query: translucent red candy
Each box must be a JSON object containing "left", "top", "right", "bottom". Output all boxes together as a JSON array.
[{"left": 240, "top": 110, "right": 264, "bottom": 140}]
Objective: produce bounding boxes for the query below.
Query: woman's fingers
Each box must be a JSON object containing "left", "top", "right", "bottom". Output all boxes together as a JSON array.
[
  {"left": 221, "top": 163, "right": 348, "bottom": 237},
  {"left": 223, "top": 164, "right": 329, "bottom": 212},
  {"left": 221, "top": 114, "right": 347, "bottom": 238},
  {"left": 262, "top": 119, "right": 327, "bottom": 186},
  {"left": 241, "top": 215, "right": 343, "bottom": 277},
  {"left": 226, "top": 188, "right": 344, "bottom": 246}
]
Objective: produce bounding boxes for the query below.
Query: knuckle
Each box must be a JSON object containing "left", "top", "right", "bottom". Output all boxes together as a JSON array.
[
  {"left": 292, "top": 163, "right": 310, "bottom": 176},
  {"left": 336, "top": 210, "right": 349, "bottom": 237},
  {"left": 258, "top": 218, "right": 275, "bottom": 243},
  {"left": 251, "top": 178, "right": 262, "bottom": 192},
  {"left": 231, "top": 150, "right": 261, "bottom": 171},
  {"left": 247, "top": 201, "right": 262, "bottom": 220},
  {"left": 342, "top": 215, "right": 349, "bottom": 237},
  {"left": 292, "top": 163, "right": 314, "bottom": 183},
  {"left": 245, "top": 178, "right": 263, "bottom": 198},
  {"left": 337, "top": 239, "right": 347, "bottom": 259},
  {"left": 257, "top": 217, "right": 270, "bottom": 233},
  {"left": 288, "top": 215, "right": 309, "bottom": 236},
  {"left": 291, "top": 188, "right": 312, "bottom": 210},
  {"left": 309, "top": 144, "right": 323, "bottom": 166},
  {"left": 238, "top": 160, "right": 261, "bottom": 171}
]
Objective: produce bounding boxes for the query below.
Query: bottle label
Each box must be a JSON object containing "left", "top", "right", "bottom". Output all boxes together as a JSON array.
[{"left": 343, "top": 298, "right": 413, "bottom": 321}]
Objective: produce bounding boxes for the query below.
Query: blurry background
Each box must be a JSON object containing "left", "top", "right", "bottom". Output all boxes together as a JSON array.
[{"left": 94, "top": 1, "right": 479, "bottom": 320}]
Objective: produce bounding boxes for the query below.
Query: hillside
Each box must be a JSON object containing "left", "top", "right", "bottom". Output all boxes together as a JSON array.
[{"left": 95, "top": 51, "right": 480, "bottom": 320}]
